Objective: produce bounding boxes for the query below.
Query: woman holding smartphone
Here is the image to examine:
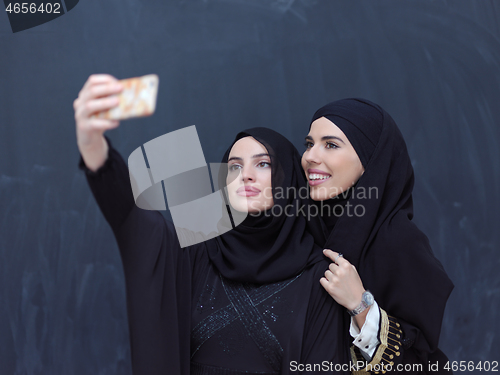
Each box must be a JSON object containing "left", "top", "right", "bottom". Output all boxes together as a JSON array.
[
  {"left": 74, "top": 75, "right": 351, "bottom": 375},
  {"left": 302, "top": 98, "right": 454, "bottom": 374}
]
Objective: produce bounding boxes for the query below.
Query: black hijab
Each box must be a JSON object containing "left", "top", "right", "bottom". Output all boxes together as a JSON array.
[
  {"left": 207, "top": 127, "right": 325, "bottom": 284},
  {"left": 310, "top": 99, "right": 454, "bottom": 365}
]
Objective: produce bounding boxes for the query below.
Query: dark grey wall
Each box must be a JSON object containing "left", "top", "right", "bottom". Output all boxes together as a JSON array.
[{"left": 1, "top": 0, "right": 499, "bottom": 373}]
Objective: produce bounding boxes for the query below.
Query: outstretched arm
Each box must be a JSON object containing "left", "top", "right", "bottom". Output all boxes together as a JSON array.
[{"left": 74, "top": 74, "right": 123, "bottom": 171}]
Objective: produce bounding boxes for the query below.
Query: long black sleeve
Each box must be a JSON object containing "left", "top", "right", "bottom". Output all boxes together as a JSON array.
[
  {"left": 78, "top": 137, "right": 206, "bottom": 375},
  {"left": 78, "top": 136, "right": 138, "bottom": 233}
]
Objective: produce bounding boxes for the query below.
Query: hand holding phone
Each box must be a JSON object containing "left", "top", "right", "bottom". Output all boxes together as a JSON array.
[
  {"left": 75, "top": 74, "right": 159, "bottom": 171},
  {"left": 92, "top": 74, "right": 159, "bottom": 120}
]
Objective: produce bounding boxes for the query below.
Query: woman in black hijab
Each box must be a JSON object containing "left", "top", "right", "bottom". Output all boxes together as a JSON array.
[
  {"left": 301, "top": 98, "right": 454, "bottom": 374},
  {"left": 78, "top": 117, "right": 350, "bottom": 372},
  {"left": 208, "top": 127, "right": 326, "bottom": 284}
]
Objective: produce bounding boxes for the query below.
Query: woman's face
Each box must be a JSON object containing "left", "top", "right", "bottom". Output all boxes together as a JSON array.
[
  {"left": 301, "top": 117, "right": 364, "bottom": 201},
  {"left": 226, "top": 136, "right": 274, "bottom": 213}
]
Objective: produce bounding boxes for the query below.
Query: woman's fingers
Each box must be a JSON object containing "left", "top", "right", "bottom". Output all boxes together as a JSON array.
[
  {"left": 82, "top": 74, "right": 118, "bottom": 92},
  {"left": 77, "top": 84, "right": 121, "bottom": 113},
  {"left": 75, "top": 75, "right": 122, "bottom": 125},
  {"left": 323, "top": 249, "right": 343, "bottom": 263},
  {"left": 88, "top": 81, "right": 123, "bottom": 100},
  {"left": 323, "top": 249, "right": 336, "bottom": 260},
  {"left": 79, "top": 80, "right": 122, "bottom": 102},
  {"left": 321, "top": 273, "right": 341, "bottom": 300},
  {"left": 321, "top": 249, "right": 365, "bottom": 309},
  {"left": 78, "top": 95, "right": 120, "bottom": 118},
  {"left": 77, "top": 75, "right": 122, "bottom": 112},
  {"left": 324, "top": 269, "right": 332, "bottom": 280},
  {"left": 319, "top": 277, "right": 330, "bottom": 290},
  {"left": 78, "top": 77, "right": 115, "bottom": 103},
  {"left": 328, "top": 262, "right": 338, "bottom": 273},
  {"left": 323, "top": 249, "right": 350, "bottom": 266}
]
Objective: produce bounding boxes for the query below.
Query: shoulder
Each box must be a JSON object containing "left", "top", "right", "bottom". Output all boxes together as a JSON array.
[
  {"left": 375, "top": 211, "right": 432, "bottom": 254},
  {"left": 118, "top": 207, "right": 209, "bottom": 259}
]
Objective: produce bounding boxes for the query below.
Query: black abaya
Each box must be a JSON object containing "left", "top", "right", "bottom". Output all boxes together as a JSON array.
[
  {"left": 79, "top": 133, "right": 350, "bottom": 375},
  {"left": 308, "top": 99, "right": 454, "bottom": 374}
]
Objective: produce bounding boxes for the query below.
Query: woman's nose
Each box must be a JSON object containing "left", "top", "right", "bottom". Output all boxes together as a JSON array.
[
  {"left": 241, "top": 166, "right": 255, "bottom": 182},
  {"left": 304, "top": 146, "right": 320, "bottom": 165}
]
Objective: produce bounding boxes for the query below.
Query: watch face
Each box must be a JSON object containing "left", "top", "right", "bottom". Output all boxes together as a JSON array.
[{"left": 363, "top": 291, "right": 374, "bottom": 306}]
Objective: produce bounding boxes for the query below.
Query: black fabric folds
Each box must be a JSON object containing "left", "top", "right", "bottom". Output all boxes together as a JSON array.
[
  {"left": 310, "top": 98, "right": 454, "bottom": 371},
  {"left": 207, "top": 127, "right": 325, "bottom": 284}
]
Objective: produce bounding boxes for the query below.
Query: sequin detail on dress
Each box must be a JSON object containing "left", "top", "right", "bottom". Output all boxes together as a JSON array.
[
  {"left": 222, "top": 277, "right": 283, "bottom": 371},
  {"left": 191, "top": 273, "right": 302, "bottom": 362},
  {"left": 215, "top": 321, "right": 246, "bottom": 357},
  {"left": 261, "top": 296, "right": 282, "bottom": 323},
  {"left": 196, "top": 283, "right": 219, "bottom": 314}
]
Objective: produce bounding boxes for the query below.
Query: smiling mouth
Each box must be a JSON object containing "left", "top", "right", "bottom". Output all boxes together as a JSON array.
[
  {"left": 308, "top": 173, "right": 331, "bottom": 181},
  {"left": 307, "top": 173, "right": 331, "bottom": 187}
]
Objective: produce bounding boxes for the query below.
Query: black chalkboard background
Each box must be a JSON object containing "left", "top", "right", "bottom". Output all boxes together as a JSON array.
[{"left": 1, "top": 0, "right": 499, "bottom": 373}]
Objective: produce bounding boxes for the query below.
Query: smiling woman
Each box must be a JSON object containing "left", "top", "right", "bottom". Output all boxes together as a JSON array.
[
  {"left": 302, "top": 117, "right": 365, "bottom": 201},
  {"left": 302, "top": 98, "right": 454, "bottom": 374}
]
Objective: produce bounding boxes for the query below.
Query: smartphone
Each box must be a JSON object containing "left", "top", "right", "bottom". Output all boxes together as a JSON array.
[{"left": 93, "top": 74, "right": 159, "bottom": 120}]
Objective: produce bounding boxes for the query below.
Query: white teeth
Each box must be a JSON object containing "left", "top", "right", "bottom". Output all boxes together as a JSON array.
[{"left": 309, "top": 173, "right": 331, "bottom": 180}]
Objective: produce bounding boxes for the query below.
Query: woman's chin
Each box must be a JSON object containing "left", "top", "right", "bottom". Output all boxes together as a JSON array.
[
  {"left": 228, "top": 195, "right": 274, "bottom": 214},
  {"left": 310, "top": 185, "right": 345, "bottom": 201},
  {"left": 228, "top": 201, "right": 262, "bottom": 214},
  {"left": 309, "top": 188, "right": 329, "bottom": 201}
]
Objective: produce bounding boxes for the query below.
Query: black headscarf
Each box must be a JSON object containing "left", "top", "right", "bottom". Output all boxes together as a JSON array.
[
  {"left": 310, "top": 99, "right": 454, "bottom": 365},
  {"left": 207, "top": 127, "right": 325, "bottom": 284}
]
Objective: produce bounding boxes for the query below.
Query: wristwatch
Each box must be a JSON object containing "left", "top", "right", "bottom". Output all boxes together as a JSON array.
[{"left": 347, "top": 291, "right": 374, "bottom": 316}]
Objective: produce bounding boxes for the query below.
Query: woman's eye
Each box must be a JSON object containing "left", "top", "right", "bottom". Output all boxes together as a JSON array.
[
  {"left": 326, "top": 142, "right": 339, "bottom": 149},
  {"left": 257, "top": 161, "right": 271, "bottom": 168},
  {"left": 229, "top": 164, "right": 241, "bottom": 171},
  {"left": 304, "top": 141, "right": 313, "bottom": 149}
]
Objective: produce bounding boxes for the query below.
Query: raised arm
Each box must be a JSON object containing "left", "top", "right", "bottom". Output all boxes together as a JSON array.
[
  {"left": 74, "top": 74, "right": 122, "bottom": 171},
  {"left": 74, "top": 74, "right": 137, "bottom": 231}
]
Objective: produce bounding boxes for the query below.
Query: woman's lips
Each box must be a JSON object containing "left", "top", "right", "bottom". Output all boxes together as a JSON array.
[
  {"left": 307, "top": 169, "right": 331, "bottom": 186},
  {"left": 308, "top": 178, "right": 331, "bottom": 186},
  {"left": 236, "top": 186, "right": 260, "bottom": 197}
]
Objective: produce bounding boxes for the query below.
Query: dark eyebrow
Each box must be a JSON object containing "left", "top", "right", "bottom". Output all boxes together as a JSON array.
[
  {"left": 305, "top": 135, "right": 345, "bottom": 145},
  {"left": 228, "top": 153, "right": 270, "bottom": 162},
  {"left": 251, "top": 153, "right": 270, "bottom": 158}
]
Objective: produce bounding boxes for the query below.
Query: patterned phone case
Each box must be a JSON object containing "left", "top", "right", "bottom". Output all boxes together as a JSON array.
[{"left": 93, "top": 74, "right": 159, "bottom": 120}]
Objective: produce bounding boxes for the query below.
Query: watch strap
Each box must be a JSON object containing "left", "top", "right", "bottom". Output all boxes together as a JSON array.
[{"left": 348, "top": 291, "right": 373, "bottom": 316}]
